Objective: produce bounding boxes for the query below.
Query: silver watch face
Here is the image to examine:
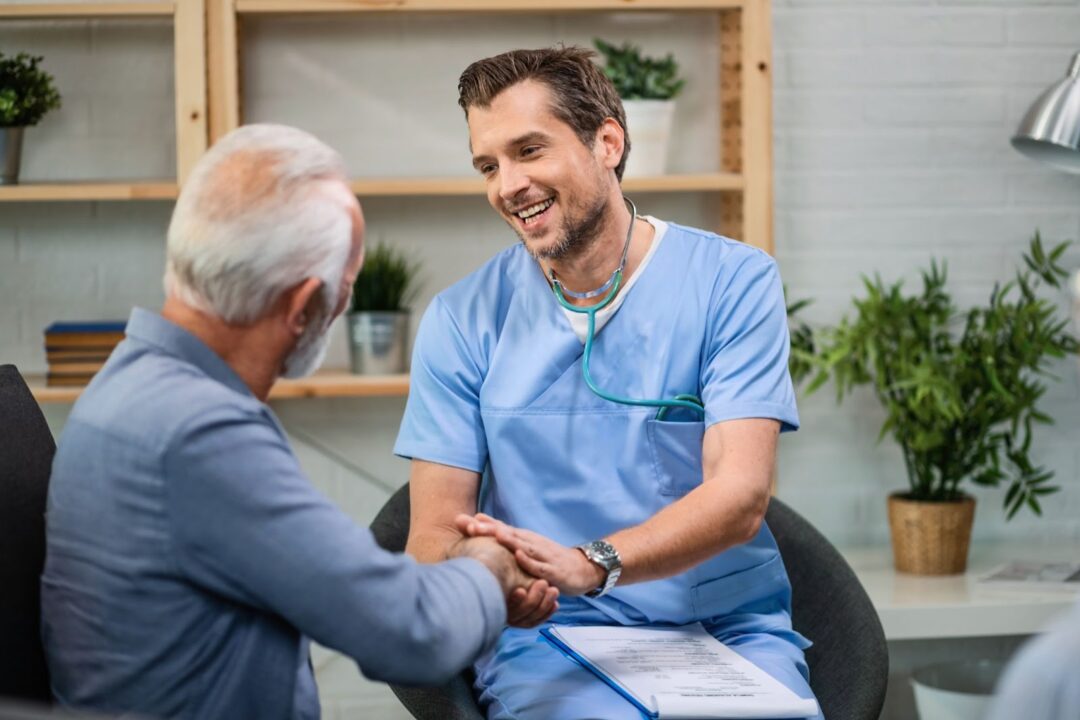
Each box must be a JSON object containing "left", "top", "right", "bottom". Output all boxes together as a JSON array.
[{"left": 585, "top": 540, "right": 620, "bottom": 570}]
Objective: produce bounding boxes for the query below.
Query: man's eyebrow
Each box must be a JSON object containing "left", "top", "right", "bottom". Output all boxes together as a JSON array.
[{"left": 509, "top": 131, "right": 551, "bottom": 148}]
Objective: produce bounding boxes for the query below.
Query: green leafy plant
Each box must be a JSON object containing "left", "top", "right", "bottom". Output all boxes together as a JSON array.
[
  {"left": 593, "top": 39, "right": 685, "bottom": 100},
  {"left": 804, "top": 233, "right": 1079, "bottom": 519},
  {"left": 0, "top": 52, "right": 61, "bottom": 127},
  {"left": 350, "top": 242, "right": 422, "bottom": 313},
  {"left": 786, "top": 289, "right": 817, "bottom": 386}
]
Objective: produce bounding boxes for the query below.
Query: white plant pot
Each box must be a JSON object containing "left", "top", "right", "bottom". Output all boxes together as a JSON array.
[
  {"left": 911, "top": 659, "right": 1005, "bottom": 720},
  {"left": 622, "top": 99, "right": 676, "bottom": 177}
]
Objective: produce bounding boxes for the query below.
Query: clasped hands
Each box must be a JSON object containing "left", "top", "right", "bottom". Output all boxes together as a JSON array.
[{"left": 454, "top": 513, "right": 606, "bottom": 628}]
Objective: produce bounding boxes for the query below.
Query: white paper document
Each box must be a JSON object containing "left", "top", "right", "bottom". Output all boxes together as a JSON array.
[
  {"left": 542, "top": 623, "right": 819, "bottom": 719},
  {"left": 977, "top": 561, "right": 1080, "bottom": 592}
]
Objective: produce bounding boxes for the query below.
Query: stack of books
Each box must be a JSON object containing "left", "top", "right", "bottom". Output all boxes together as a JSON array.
[{"left": 44, "top": 321, "right": 127, "bottom": 387}]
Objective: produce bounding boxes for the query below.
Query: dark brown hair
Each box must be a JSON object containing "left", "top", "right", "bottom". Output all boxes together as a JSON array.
[{"left": 458, "top": 46, "right": 630, "bottom": 180}]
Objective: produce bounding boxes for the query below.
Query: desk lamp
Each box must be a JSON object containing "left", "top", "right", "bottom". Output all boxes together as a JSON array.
[{"left": 1011, "top": 50, "right": 1080, "bottom": 333}]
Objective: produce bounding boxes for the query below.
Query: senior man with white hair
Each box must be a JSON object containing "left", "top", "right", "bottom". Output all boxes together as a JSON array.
[{"left": 40, "top": 124, "right": 556, "bottom": 719}]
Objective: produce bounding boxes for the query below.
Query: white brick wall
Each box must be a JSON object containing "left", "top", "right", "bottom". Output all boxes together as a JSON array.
[
  {"left": 3, "top": 2, "right": 1080, "bottom": 716},
  {"left": 773, "top": 0, "right": 1080, "bottom": 551}
]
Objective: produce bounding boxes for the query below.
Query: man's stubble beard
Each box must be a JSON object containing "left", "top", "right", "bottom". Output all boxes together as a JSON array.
[{"left": 518, "top": 190, "right": 611, "bottom": 263}]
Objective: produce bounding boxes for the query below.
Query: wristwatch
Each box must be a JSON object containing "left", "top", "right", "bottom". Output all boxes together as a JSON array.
[{"left": 577, "top": 539, "right": 623, "bottom": 598}]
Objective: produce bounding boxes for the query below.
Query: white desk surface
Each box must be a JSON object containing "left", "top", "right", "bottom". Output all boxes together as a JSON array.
[{"left": 839, "top": 542, "right": 1080, "bottom": 640}]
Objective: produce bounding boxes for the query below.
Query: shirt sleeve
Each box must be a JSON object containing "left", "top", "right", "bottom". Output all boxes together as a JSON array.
[
  {"left": 701, "top": 251, "right": 800, "bottom": 432},
  {"left": 394, "top": 296, "right": 488, "bottom": 473},
  {"left": 985, "top": 601, "right": 1080, "bottom": 720},
  {"left": 163, "top": 403, "right": 505, "bottom": 686}
]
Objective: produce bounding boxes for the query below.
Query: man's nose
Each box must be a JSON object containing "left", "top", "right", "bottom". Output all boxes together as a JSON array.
[{"left": 498, "top": 163, "right": 529, "bottom": 203}]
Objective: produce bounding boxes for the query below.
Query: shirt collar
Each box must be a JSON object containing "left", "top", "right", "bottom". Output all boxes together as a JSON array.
[{"left": 125, "top": 307, "right": 254, "bottom": 399}]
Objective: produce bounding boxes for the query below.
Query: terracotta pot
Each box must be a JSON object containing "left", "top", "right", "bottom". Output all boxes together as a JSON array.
[{"left": 887, "top": 492, "right": 976, "bottom": 575}]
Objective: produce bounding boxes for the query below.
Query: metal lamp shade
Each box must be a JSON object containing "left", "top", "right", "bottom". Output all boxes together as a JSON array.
[{"left": 1011, "top": 51, "right": 1080, "bottom": 174}]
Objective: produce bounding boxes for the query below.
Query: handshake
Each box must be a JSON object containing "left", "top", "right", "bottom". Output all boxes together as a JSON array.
[{"left": 450, "top": 513, "right": 607, "bottom": 628}]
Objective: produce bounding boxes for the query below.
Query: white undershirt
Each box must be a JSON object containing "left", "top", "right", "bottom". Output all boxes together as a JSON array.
[{"left": 561, "top": 216, "right": 668, "bottom": 343}]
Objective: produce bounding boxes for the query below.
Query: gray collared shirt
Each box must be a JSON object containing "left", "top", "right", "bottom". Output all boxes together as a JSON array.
[{"left": 41, "top": 308, "right": 505, "bottom": 719}]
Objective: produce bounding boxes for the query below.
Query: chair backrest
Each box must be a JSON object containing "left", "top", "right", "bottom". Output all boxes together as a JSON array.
[
  {"left": 0, "top": 366, "right": 56, "bottom": 703},
  {"left": 370, "top": 484, "right": 485, "bottom": 720},
  {"left": 766, "top": 497, "right": 889, "bottom": 720}
]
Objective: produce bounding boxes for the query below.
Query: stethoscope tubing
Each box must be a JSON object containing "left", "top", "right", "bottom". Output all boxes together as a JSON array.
[{"left": 550, "top": 197, "right": 705, "bottom": 421}]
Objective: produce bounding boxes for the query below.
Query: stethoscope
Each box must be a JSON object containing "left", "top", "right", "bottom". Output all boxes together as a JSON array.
[{"left": 548, "top": 197, "right": 705, "bottom": 421}]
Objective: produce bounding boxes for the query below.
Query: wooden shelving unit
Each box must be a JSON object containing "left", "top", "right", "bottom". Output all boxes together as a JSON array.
[
  {"left": 10, "top": 0, "right": 773, "bottom": 401},
  {"left": 0, "top": 1, "right": 206, "bottom": 188},
  {"left": 27, "top": 371, "right": 409, "bottom": 404},
  {"left": 208, "top": 0, "right": 773, "bottom": 252}
]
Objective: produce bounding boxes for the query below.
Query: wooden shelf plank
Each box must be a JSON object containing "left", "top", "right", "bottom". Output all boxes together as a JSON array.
[
  {"left": 238, "top": 0, "right": 742, "bottom": 13},
  {"left": 0, "top": 3, "right": 175, "bottom": 19},
  {"left": 350, "top": 177, "right": 485, "bottom": 196},
  {"left": 623, "top": 172, "right": 744, "bottom": 193},
  {"left": 27, "top": 371, "right": 409, "bottom": 404},
  {"left": 270, "top": 372, "right": 410, "bottom": 399},
  {"left": 350, "top": 172, "right": 743, "bottom": 197},
  {"left": 0, "top": 182, "right": 178, "bottom": 202},
  {"left": 0, "top": 174, "right": 740, "bottom": 202}
]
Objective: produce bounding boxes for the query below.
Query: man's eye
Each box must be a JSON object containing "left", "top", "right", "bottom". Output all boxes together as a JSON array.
[
  {"left": 480, "top": 164, "right": 497, "bottom": 176},
  {"left": 522, "top": 146, "right": 540, "bottom": 157}
]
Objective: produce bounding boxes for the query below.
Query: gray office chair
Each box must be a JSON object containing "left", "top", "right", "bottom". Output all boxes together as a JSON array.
[
  {"left": 370, "top": 484, "right": 888, "bottom": 720},
  {"left": 0, "top": 366, "right": 55, "bottom": 704}
]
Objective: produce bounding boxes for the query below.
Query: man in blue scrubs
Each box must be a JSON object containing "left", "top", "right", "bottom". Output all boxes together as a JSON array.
[
  {"left": 42, "top": 124, "right": 553, "bottom": 719},
  {"left": 395, "top": 48, "right": 822, "bottom": 718}
]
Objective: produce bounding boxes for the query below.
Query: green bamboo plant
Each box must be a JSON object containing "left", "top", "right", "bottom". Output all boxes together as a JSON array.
[
  {"left": 350, "top": 242, "right": 422, "bottom": 313},
  {"left": 800, "top": 234, "right": 1079, "bottom": 519}
]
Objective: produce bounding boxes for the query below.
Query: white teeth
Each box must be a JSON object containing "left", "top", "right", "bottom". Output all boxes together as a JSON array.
[{"left": 516, "top": 199, "right": 553, "bottom": 220}]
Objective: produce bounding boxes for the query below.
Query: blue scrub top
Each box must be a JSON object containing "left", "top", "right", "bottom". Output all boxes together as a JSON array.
[{"left": 396, "top": 221, "right": 800, "bottom": 626}]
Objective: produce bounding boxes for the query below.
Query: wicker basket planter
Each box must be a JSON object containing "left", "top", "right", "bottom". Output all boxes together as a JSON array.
[{"left": 887, "top": 493, "right": 976, "bottom": 575}]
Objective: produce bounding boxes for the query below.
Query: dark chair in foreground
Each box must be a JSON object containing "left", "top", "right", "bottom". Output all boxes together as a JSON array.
[
  {"left": 370, "top": 483, "right": 888, "bottom": 720},
  {"left": 0, "top": 366, "right": 56, "bottom": 704},
  {"left": 768, "top": 498, "right": 889, "bottom": 720}
]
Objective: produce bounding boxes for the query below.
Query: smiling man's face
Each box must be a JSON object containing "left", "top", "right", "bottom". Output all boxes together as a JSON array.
[{"left": 467, "top": 80, "right": 616, "bottom": 261}]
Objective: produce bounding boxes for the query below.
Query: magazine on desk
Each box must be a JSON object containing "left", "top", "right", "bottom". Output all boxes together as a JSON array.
[
  {"left": 977, "top": 561, "right": 1080, "bottom": 592},
  {"left": 540, "top": 623, "right": 820, "bottom": 719}
]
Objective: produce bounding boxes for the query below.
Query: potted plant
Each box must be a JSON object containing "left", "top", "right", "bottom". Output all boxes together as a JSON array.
[
  {"left": 347, "top": 242, "right": 421, "bottom": 375},
  {"left": 803, "top": 234, "right": 1079, "bottom": 575},
  {"left": 0, "top": 52, "right": 62, "bottom": 185},
  {"left": 594, "top": 38, "right": 685, "bottom": 178}
]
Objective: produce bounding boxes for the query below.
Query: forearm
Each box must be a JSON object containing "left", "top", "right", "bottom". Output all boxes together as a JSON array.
[
  {"left": 604, "top": 419, "right": 778, "bottom": 587},
  {"left": 406, "top": 458, "right": 481, "bottom": 563},
  {"left": 606, "top": 476, "right": 769, "bottom": 585},
  {"left": 406, "top": 520, "right": 463, "bottom": 563},
  {"left": 348, "top": 555, "right": 506, "bottom": 685}
]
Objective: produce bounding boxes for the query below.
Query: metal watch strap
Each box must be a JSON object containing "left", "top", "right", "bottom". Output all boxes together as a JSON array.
[{"left": 577, "top": 539, "right": 622, "bottom": 598}]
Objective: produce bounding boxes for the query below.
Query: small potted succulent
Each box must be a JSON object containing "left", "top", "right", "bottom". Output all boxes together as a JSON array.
[
  {"left": 347, "top": 242, "right": 422, "bottom": 375},
  {"left": 0, "top": 52, "right": 62, "bottom": 185},
  {"left": 594, "top": 38, "right": 685, "bottom": 178},
  {"left": 803, "top": 234, "right": 1079, "bottom": 575}
]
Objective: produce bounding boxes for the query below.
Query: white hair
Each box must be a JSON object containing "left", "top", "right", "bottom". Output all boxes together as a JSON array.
[{"left": 164, "top": 123, "right": 354, "bottom": 325}]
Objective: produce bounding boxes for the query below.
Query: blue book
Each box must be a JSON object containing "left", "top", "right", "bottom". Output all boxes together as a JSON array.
[{"left": 44, "top": 321, "right": 127, "bottom": 335}]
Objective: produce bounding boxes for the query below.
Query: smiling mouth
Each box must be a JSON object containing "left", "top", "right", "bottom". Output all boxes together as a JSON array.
[{"left": 513, "top": 198, "right": 554, "bottom": 226}]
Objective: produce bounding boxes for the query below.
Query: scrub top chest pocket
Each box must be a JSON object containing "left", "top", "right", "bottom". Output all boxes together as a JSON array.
[{"left": 646, "top": 418, "right": 705, "bottom": 497}]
